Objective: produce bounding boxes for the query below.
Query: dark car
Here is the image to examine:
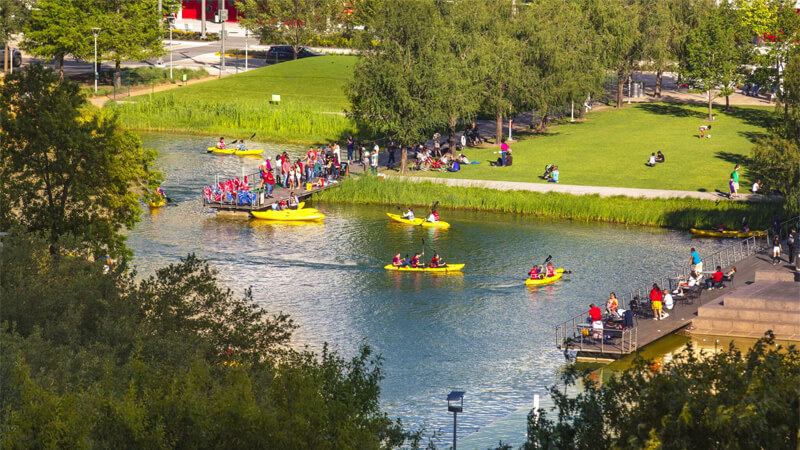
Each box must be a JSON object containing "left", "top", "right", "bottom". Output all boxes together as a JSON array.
[
  {"left": 0, "top": 45, "right": 22, "bottom": 67},
  {"left": 264, "top": 45, "right": 322, "bottom": 63}
]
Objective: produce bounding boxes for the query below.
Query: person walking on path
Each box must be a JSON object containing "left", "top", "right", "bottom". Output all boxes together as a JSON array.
[
  {"left": 730, "top": 165, "right": 740, "bottom": 197},
  {"left": 787, "top": 227, "right": 796, "bottom": 264},
  {"left": 772, "top": 214, "right": 781, "bottom": 238},
  {"left": 772, "top": 236, "right": 782, "bottom": 265},
  {"left": 689, "top": 247, "right": 703, "bottom": 274},
  {"left": 387, "top": 136, "right": 396, "bottom": 168},
  {"left": 347, "top": 136, "right": 354, "bottom": 161}
]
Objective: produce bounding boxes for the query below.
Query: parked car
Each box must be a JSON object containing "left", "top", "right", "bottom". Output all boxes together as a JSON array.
[
  {"left": 264, "top": 45, "right": 322, "bottom": 63},
  {"left": 0, "top": 44, "right": 22, "bottom": 67}
]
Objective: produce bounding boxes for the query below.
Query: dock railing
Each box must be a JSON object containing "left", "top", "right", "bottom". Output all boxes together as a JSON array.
[{"left": 555, "top": 215, "right": 799, "bottom": 354}]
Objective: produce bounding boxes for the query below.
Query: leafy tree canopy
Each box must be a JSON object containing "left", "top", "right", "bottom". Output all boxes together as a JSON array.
[
  {"left": 525, "top": 333, "right": 800, "bottom": 449},
  {"left": 21, "top": 0, "right": 91, "bottom": 77},
  {"left": 0, "top": 64, "right": 160, "bottom": 259}
]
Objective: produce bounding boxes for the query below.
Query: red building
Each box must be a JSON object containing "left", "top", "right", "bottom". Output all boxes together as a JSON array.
[{"left": 179, "top": 0, "right": 241, "bottom": 22}]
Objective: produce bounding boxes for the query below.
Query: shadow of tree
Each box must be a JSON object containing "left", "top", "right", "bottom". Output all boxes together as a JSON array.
[
  {"left": 638, "top": 103, "right": 705, "bottom": 118},
  {"left": 715, "top": 151, "right": 757, "bottom": 183},
  {"left": 738, "top": 130, "right": 768, "bottom": 144},
  {"left": 720, "top": 105, "right": 774, "bottom": 129}
]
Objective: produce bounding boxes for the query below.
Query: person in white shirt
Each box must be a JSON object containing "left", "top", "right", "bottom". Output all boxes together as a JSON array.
[
  {"left": 648, "top": 153, "right": 656, "bottom": 167},
  {"left": 662, "top": 289, "right": 673, "bottom": 313},
  {"left": 752, "top": 179, "right": 760, "bottom": 194},
  {"left": 332, "top": 142, "right": 341, "bottom": 162}
]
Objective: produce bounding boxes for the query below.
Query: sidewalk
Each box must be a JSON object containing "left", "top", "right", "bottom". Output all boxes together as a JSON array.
[{"left": 395, "top": 175, "right": 778, "bottom": 202}]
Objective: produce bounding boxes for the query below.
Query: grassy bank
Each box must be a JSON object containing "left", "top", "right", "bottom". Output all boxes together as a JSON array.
[
  {"left": 317, "top": 176, "right": 779, "bottom": 230},
  {"left": 414, "top": 103, "right": 771, "bottom": 193},
  {"left": 111, "top": 56, "right": 357, "bottom": 144}
]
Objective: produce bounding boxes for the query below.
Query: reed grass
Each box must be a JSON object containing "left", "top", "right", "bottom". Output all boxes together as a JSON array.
[
  {"left": 317, "top": 176, "right": 780, "bottom": 230},
  {"left": 108, "top": 94, "right": 355, "bottom": 144}
]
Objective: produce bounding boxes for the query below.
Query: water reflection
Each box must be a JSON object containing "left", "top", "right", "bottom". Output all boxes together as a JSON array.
[{"left": 126, "top": 134, "right": 735, "bottom": 446}]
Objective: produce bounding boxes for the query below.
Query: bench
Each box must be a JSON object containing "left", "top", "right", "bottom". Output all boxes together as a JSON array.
[{"left": 270, "top": 94, "right": 281, "bottom": 105}]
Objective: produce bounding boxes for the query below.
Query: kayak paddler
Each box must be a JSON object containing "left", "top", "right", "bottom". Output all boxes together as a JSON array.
[
  {"left": 426, "top": 209, "right": 439, "bottom": 223},
  {"left": 403, "top": 207, "right": 415, "bottom": 221},
  {"left": 288, "top": 192, "right": 299, "bottom": 209},
  {"left": 392, "top": 253, "right": 409, "bottom": 267},
  {"left": 216, "top": 137, "right": 226, "bottom": 149},
  {"left": 409, "top": 253, "right": 424, "bottom": 268},
  {"left": 429, "top": 252, "right": 446, "bottom": 268},
  {"left": 529, "top": 265, "right": 540, "bottom": 279}
]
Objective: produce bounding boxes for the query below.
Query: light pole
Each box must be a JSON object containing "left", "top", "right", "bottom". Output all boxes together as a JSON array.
[
  {"left": 168, "top": 17, "right": 174, "bottom": 79},
  {"left": 219, "top": 4, "right": 228, "bottom": 77},
  {"left": 91, "top": 28, "right": 100, "bottom": 93},
  {"left": 447, "top": 391, "right": 465, "bottom": 450},
  {"left": 245, "top": 29, "right": 248, "bottom": 71}
]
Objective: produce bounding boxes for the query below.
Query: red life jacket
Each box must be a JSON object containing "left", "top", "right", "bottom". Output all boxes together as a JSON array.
[
  {"left": 546, "top": 266, "right": 555, "bottom": 277},
  {"left": 410, "top": 256, "right": 420, "bottom": 267},
  {"left": 392, "top": 256, "right": 401, "bottom": 265},
  {"left": 432, "top": 212, "right": 439, "bottom": 222},
  {"left": 430, "top": 257, "right": 439, "bottom": 268}
]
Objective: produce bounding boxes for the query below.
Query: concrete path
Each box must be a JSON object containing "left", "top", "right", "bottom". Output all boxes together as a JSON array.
[{"left": 395, "top": 175, "right": 777, "bottom": 202}]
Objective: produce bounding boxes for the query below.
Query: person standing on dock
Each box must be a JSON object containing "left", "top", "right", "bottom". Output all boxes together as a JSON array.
[
  {"left": 689, "top": 247, "right": 703, "bottom": 274},
  {"left": 788, "top": 228, "right": 796, "bottom": 264},
  {"left": 347, "top": 136, "right": 354, "bottom": 161}
]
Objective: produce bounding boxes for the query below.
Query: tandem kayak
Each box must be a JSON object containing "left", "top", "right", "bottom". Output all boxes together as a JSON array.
[
  {"left": 383, "top": 264, "right": 464, "bottom": 273},
  {"left": 525, "top": 268, "right": 564, "bottom": 286},
  {"left": 250, "top": 209, "right": 324, "bottom": 221},
  {"left": 386, "top": 213, "right": 450, "bottom": 228},
  {"left": 690, "top": 228, "right": 766, "bottom": 238},
  {"left": 206, "top": 147, "right": 264, "bottom": 156}
]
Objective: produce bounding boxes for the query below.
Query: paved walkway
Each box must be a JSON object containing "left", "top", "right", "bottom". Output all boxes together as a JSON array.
[{"left": 395, "top": 175, "right": 778, "bottom": 202}]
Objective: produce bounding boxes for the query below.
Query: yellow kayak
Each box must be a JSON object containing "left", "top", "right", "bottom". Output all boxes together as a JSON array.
[
  {"left": 690, "top": 228, "right": 766, "bottom": 238},
  {"left": 250, "top": 209, "right": 324, "bottom": 221},
  {"left": 386, "top": 213, "right": 450, "bottom": 228},
  {"left": 525, "top": 268, "right": 564, "bottom": 286},
  {"left": 206, "top": 147, "right": 264, "bottom": 156},
  {"left": 383, "top": 264, "right": 464, "bottom": 273},
  {"left": 148, "top": 198, "right": 166, "bottom": 208}
]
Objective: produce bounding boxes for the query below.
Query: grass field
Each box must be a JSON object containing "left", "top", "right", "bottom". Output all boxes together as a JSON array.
[
  {"left": 411, "top": 103, "right": 772, "bottom": 193},
  {"left": 110, "top": 56, "right": 357, "bottom": 143},
  {"left": 317, "top": 176, "right": 778, "bottom": 230}
]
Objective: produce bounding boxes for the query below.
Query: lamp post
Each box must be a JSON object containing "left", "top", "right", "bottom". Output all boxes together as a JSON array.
[
  {"left": 167, "top": 16, "right": 174, "bottom": 79},
  {"left": 447, "top": 391, "right": 465, "bottom": 450},
  {"left": 245, "top": 29, "right": 248, "bottom": 71},
  {"left": 219, "top": 4, "right": 228, "bottom": 77},
  {"left": 91, "top": 27, "right": 100, "bottom": 93}
]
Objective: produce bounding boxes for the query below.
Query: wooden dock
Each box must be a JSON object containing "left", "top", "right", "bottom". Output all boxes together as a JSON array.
[{"left": 556, "top": 219, "right": 799, "bottom": 360}]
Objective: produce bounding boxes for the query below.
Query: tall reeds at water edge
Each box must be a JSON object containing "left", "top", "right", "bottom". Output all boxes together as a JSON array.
[
  {"left": 317, "top": 176, "right": 779, "bottom": 230},
  {"left": 108, "top": 94, "right": 355, "bottom": 144}
]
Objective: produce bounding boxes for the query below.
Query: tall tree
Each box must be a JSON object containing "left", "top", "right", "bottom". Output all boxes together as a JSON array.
[
  {"left": 587, "top": 0, "right": 641, "bottom": 108},
  {"left": 237, "top": 0, "right": 339, "bottom": 60},
  {"left": 474, "top": 0, "right": 527, "bottom": 141},
  {"left": 91, "top": 0, "right": 164, "bottom": 89},
  {"left": 0, "top": 65, "right": 160, "bottom": 258},
  {"left": 680, "top": 2, "right": 746, "bottom": 120},
  {"left": 21, "top": 0, "right": 90, "bottom": 79},
  {"left": 0, "top": 0, "right": 31, "bottom": 73},
  {"left": 637, "top": 0, "right": 672, "bottom": 98},
  {"left": 347, "top": 0, "right": 448, "bottom": 173}
]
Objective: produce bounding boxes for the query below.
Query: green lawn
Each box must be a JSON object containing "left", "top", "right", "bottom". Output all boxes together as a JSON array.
[
  {"left": 111, "top": 56, "right": 357, "bottom": 143},
  {"left": 410, "top": 103, "right": 772, "bottom": 193}
]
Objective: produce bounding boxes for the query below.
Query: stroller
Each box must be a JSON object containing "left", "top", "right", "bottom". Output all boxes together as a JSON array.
[{"left": 541, "top": 164, "right": 555, "bottom": 180}]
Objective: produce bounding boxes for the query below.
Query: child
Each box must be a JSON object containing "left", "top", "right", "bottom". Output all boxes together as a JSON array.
[
  {"left": 699, "top": 125, "right": 711, "bottom": 138},
  {"left": 772, "top": 236, "right": 782, "bottom": 265}
]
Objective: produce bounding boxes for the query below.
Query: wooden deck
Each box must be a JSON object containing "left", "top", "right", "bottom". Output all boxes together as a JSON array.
[{"left": 556, "top": 227, "right": 798, "bottom": 359}]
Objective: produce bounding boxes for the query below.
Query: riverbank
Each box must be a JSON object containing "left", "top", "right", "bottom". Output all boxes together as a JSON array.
[{"left": 315, "top": 176, "right": 778, "bottom": 230}]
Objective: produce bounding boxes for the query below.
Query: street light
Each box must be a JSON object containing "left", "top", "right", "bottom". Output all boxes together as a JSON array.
[
  {"left": 91, "top": 28, "right": 100, "bottom": 93},
  {"left": 447, "top": 390, "right": 465, "bottom": 450},
  {"left": 167, "top": 16, "right": 175, "bottom": 79}
]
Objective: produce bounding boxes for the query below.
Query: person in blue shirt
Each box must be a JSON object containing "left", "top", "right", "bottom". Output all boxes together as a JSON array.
[
  {"left": 689, "top": 247, "right": 703, "bottom": 273},
  {"left": 402, "top": 207, "right": 415, "bottom": 220},
  {"left": 548, "top": 166, "right": 559, "bottom": 183},
  {"left": 448, "top": 160, "right": 461, "bottom": 172}
]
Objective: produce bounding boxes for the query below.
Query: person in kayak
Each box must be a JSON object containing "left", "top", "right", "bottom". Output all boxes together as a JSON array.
[
  {"left": 545, "top": 262, "right": 555, "bottom": 277},
  {"left": 409, "top": 253, "right": 424, "bottom": 268},
  {"left": 216, "top": 137, "right": 225, "bottom": 149},
  {"left": 288, "top": 192, "right": 299, "bottom": 209},
  {"left": 392, "top": 253, "right": 409, "bottom": 267},
  {"left": 427, "top": 209, "right": 440, "bottom": 223},
  {"left": 529, "top": 265, "right": 541, "bottom": 279},
  {"left": 403, "top": 208, "right": 415, "bottom": 220},
  {"left": 237, "top": 140, "right": 246, "bottom": 151},
  {"left": 156, "top": 186, "right": 166, "bottom": 200},
  {"left": 429, "top": 252, "right": 446, "bottom": 268}
]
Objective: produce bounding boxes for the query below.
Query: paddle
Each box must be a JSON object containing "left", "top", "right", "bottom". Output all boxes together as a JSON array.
[{"left": 421, "top": 238, "right": 425, "bottom": 268}]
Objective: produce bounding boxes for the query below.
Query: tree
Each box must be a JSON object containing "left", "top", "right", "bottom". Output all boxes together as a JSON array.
[
  {"left": 0, "top": 0, "right": 31, "bottom": 73},
  {"left": 21, "top": 0, "right": 90, "bottom": 78},
  {"left": 0, "top": 65, "right": 160, "bottom": 258},
  {"left": 524, "top": 333, "right": 800, "bottom": 449},
  {"left": 347, "top": 0, "right": 448, "bottom": 173},
  {"left": 92, "top": 0, "right": 164, "bottom": 89},
  {"left": 680, "top": 3, "right": 746, "bottom": 120},
  {"left": 587, "top": 0, "right": 641, "bottom": 108},
  {"left": 237, "top": 0, "right": 339, "bottom": 60}
]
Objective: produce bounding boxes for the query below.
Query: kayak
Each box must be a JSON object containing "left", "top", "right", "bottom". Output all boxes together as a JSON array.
[
  {"left": 525, "top": 268, "right": 564, "bottom": 286},
  {"left": 386, "top": 213, "right": 450, "bottom": 228},
  {"left": 148, "top": 198, "right": 166, "bottom": 208},
  {"left": 690, "top": 228, "right": 766, "bottom": 238},
  {"left": 250, "top": 209, "right": 325, "bottom": 221},
  {"left": 207, "top": 147, "right": 264, "bottom": 156},
  {"left": 383, "top": 263, "right": 464, "bottom": 273}
]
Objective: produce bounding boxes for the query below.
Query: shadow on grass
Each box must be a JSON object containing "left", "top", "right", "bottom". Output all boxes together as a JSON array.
[
  {"left": 720, "top": 106, "right": 774, "bottom": 129},
  {"left": 714, "top": 151, "right": 759, "bottom": 184},
  {"left": 660, "top": 204, "right": 777, "bottom": 230},
  {"left": 637, "top": 103, "right": 706, "bottom": 119},
  {"left": 738, "top": 130, "right": 768, "bottom": 144}
]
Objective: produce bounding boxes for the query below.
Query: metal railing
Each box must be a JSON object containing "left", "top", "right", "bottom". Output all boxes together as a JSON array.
[
  {"left": 555, "top": 320, "right": 638, "bottom": 355},
  {"left": 554, "top": 215, "right": 799, "bottom": 354}
]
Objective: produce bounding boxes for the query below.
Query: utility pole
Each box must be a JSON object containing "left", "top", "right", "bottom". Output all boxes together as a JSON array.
[
  {"left": 201, "top": 0, "right": 207, "bottom": 39},
  {"left": 92, "top": 28, "right": 100, "bottom": 93},
  {"left": 219, "top": 3, "right": 227, "bottom": 76},
  {"left": 157, "top": 0, "right": 164, "bottom": 66}
]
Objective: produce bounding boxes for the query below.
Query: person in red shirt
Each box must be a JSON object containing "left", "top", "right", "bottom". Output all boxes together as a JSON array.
[
  {"left": 589, "top": 304, "right": 602, "bottom": 322},
  {"left": 705, "top": 266, "right": 725, "bottom": 290},
  {"left": 649, "top": 283, "right": 663, "bottom": 304},
  {"left": 392, "top": 253, "right": 407, "bottom": 267},
  {"left": 409, "top": 253, "right": 424, "bottom": 268}
]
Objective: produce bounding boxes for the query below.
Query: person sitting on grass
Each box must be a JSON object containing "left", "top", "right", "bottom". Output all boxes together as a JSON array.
[
  {"left": 655, "top": 151, "right": 665, "bottom": 163},
  {"left": 647, "top": 153, "right": 656, "bottom": 167},
  {"left": 705, "top": 266, "right": 724, "bottom": 290},
  {"left": 447, "top": 159, "right": 461, "bottom": 172},
  {"left": 548, "top": 166, "right": 559, "bottom": 183},
  {"left": 458, "top": 154, "right": 470, "bottom": 164}
]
